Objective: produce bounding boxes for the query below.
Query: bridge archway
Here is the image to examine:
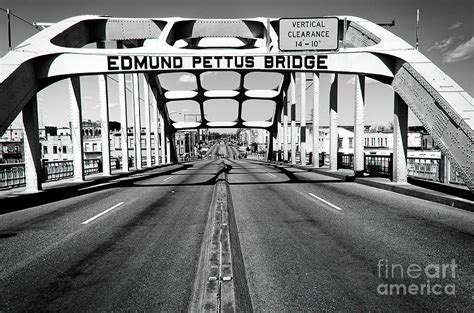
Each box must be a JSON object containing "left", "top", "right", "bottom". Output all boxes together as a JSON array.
[{"left": 0, "top": 15, "right": 472, "bottom": 191}]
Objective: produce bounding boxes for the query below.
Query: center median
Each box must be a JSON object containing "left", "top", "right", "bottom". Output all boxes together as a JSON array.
[{"left": 189, "top": 160, "right": 252, "bottom": 312}]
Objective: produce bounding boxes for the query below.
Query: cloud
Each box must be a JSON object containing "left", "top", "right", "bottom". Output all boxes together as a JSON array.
[
  {"left": 448, "top": 22, "right": 462, "bottom": 30},
  {"left": 427, "top": 36, "right": 456, "bottom": 52},
  {"left": 178, "top": 71, "right": 214, "bottom": 83},
  {"left": 443, "top": 37, "right": 474, "bottom": 63},
  {"left": 178, "top": 73, "right": 196, "bottom": 83}
]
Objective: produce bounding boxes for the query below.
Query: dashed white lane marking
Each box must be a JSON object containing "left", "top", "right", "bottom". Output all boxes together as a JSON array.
[
  {"left": 162, "top": 176, "right": 174, "bottom": 182},
  {"left": 308, "top": 193, "right": 343, "bottom": 211},
  {"left": 81, "top": 202, "right": 124, "bottom": 225},
  {"left": 267, "top": 173, "right": 276, "bottom": 178}
]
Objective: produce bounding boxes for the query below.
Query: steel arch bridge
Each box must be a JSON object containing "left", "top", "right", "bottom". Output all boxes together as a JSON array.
[{"left": 0, "top": 15, "right": 472, "bottom": 191}]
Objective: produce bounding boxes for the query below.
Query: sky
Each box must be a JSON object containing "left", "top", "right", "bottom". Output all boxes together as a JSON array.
[{"left": 0, "top": 0, "right": 472, "bottom": 131}]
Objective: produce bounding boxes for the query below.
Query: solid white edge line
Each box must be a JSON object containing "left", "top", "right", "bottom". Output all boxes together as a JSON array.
[
  {"left": 163, "top": 176, "right": 174, "bottom": 182},
  {"left": 81, "top": 202, "right": 124, "bottom": 225},
  {"left": 308, "top": 193, "right": 343, "bottom": 211},
  {"left": 78, "top": 182, "right": 113, "bottom": 191}
]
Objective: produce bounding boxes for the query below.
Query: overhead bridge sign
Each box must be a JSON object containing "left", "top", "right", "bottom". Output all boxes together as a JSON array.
[{"left": 279, "top": 17, "right": 339, "bottom": 51}]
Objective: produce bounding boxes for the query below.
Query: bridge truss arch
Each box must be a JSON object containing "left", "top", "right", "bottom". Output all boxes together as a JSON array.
[{"left": 0, "top": 15, "right": 472, "bottom": 191}]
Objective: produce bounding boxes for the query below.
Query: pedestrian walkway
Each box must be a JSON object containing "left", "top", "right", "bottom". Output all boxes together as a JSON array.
[
  {"left": 0, "top": 163, "right": 181, "bottom": 214},
  {"left": 254, "top": 160, "right": 474, "bottom": 212}
]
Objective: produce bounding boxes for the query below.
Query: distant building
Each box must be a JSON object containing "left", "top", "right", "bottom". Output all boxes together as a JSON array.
[{"left": 0, "top": 140, "right": 23, "bottom": 163}]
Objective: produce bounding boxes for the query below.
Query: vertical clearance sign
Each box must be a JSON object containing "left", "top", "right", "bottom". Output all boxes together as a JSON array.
[{"left": 279, "top": 17, "right": 339, "bottom": 51}]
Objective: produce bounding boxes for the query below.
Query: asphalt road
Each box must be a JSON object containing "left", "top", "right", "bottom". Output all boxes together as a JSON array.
[
  {"left": 1, "top": 143, "right": 472, "bottom": 311},
  {"left": 0, "top": 160, "right": 221, "bottom": 311},
  {"left": 225, "top": 158, "right": 473, "bottom": 311}
]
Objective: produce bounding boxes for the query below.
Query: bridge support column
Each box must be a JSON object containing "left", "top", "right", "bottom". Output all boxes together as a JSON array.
[
  {"left": 300, "top": 72, "right": 307, "bottom": 166},
  {"left": 132, "top": 73, "right": 142, "bottom": 170},
  {"left": 116, "top": 41, "right": 129, "bottom": 172},
  {"left": 312, "top": 73, "right": 320, "bottom": 168},
  {"left": 354, "top": 75, "right": 365, "bottom": 175},
  {"left": 290, "top": 73, "right": 297, "bottom": 165},
  {"left": 166, "top": 134, "right": 171, "bottom": 164},
  {"left": 151, "top": 87, "right": 160, "bottom": 166},
  {"left": 98, "top": 73, "right": 111, "bottom": 176},
  {"left": 283, "top": 94, "right": 289, "bottom": 162},
  {"left": 267, "top": 131, "right": 275, "bottom": 161},
  {"left": 160, "top": 113, "right": 166, "bottom": 164},
  {"left": 118, "top": 72, "right": 129, "bottom": 172},
  {"left": 393, "top": 94, "right": 408, "bottom": 183},
  {"left": 143, "top": 76, "right": 152, "bottom": 167},
  {"left": 69, "top": 76, "right": 84, "bottom": 182},
  {"left": 97, "top": 42, "right": 111, "bottom": 176},
  {"left": 329, "top": 74, "right": 338, "bottom": 171},
  {"left": 22, "top": 96, "right": 42, "bottom": 191},
  {"left": 277, "top": 121, "right": 282, "bottom": 161}
]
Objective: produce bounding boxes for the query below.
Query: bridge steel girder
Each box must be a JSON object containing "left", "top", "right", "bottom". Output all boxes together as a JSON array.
[{"left": 0, "top": 15, "right": 472, "bottom": 191}]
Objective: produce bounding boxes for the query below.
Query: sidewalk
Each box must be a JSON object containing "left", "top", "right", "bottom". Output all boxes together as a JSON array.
[
  {"left": 0, "top": 163, "right": 182, "bottom": 214},
  {"left": 253, "top": 159, "right": 474, "bottom": 212}
]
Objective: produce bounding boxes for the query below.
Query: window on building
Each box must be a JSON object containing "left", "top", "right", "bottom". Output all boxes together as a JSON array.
[
  {"left": 85, "top": 143, "right": 90, "bottom": 152},
  {"left": 43, "top": 146, "right": 48, "bottom": 154},
  {"left": 349, "top": 138, "right": 353, "bottom": 149},
  {"left": 338, "top": 138, "right": 343, "bottom": 149},
  {"left": 63, "top": 146, "right": 67, "bottom": 153},
  {"left": 53, "top": 146, "right": 58, "bottom": 154},
  {"left": 384, "top": 138, "right": 388, "bottom": 147},
  {"left": 141, "top": 139, "right": 146, "bottom": 149},
  {"left": 92, "top": 143, "right": 98, "bottom": 152}
]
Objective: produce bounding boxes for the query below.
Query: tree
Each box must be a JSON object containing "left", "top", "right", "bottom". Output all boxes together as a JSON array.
[{"left": 109, "top": 121, "right": 121, "bottom": 131}]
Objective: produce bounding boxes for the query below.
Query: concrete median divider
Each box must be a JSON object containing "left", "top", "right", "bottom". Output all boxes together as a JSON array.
[{"left": 189, "top": 161, "right": 252, "bottom": 312}]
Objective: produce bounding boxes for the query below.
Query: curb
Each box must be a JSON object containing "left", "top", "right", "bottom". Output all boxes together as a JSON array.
[
  {"left": 249, "top": 159, "right": 474, "bottom": 212},
  {"left": 355, "top": 178, "right": 474, "bottom": 212},
  {"left": 0, "top": 163, "right": 183, "bottom": 215}
]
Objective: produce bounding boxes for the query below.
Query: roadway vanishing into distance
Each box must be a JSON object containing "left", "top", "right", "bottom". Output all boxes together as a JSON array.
[{"left": 1, "top": 143, "right": 472, "bottom": 311}]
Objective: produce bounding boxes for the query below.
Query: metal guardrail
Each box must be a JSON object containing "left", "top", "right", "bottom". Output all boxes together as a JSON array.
[
  {"left": 407, "top": 157, "right": 440, "bottom": 182},
  {"left": 84, "top": 159, "right": 101, "bottom": 175},
  {"left": 364, "top": 154, "right": 393, "bottom": 177},
  {"left": 43, "top": 160, "right": 74, "bottom": 181},
  {"left": 0, "top": 163, "right": 25, "bottom": 188},
  {"left": 1, "top": 153, "right": 465, "bottom": 189},
  {"left": 338, "top": 153, "right": 354, "bottom": 169}
]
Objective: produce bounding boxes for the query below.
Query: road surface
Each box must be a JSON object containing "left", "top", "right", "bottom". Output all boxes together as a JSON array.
[{"left": 1, "top": 143, "right": 472, "bottom": 311}]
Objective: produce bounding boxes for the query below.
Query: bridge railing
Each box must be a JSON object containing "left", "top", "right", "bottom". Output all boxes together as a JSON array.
[
  {"left": 338, "top": 153, "right": 354, "bottom": 170},
  {"left": 0, "top": 156, "right": 168, "bottom": 189},
  {"left": 407, "top": 157, "right": 440, "bottom": 182},
  {"left": 84, "top": 159, "right": 101, "bottom": 175},
  {"left": 0, "top": 163, "right": 26, "bottom": 189},
  {"left": 364, "top": 154, "right": 393, "bottom": 178},
  {"left": 43, "top": 160, "right": 74, "bottom": 181}
]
